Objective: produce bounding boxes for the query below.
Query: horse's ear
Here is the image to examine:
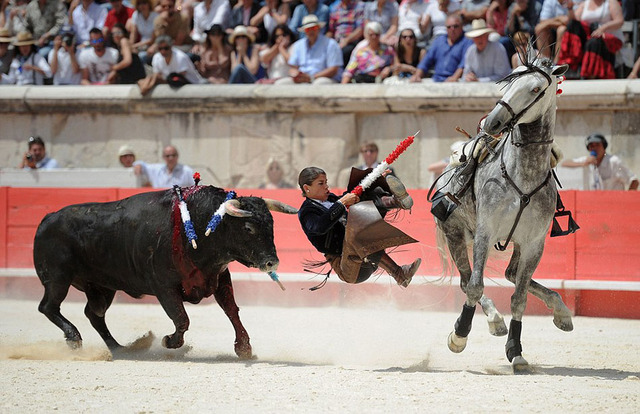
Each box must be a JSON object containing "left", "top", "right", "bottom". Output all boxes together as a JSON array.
[{"left": 552, "top": 64, "right": 569, "bottom": 76}]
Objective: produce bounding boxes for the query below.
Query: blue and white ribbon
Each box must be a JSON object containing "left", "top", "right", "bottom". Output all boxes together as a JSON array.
[
  {"left": 205, "top": 191, "right": 236, "bottom": 236},
  {"left": 174, "top": 185, "right": 197, "bottom": 249},
  {"left": 268, "top": 271, "right": 286, "bottom": 291}
]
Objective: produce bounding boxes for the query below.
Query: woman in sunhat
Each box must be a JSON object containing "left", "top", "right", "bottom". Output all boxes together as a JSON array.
[
  {"left": 0, "top": 28, "right": 14, "bottom": 76},
  {"left": 1, "top": 31, "right": 51, "bottom": 85},
  {"left": 228, "top": 25, "right": 265, "bottom": 83}
]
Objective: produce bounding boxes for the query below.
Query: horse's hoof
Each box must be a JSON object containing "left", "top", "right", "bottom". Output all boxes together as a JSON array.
[
  {"left": 487, "top": 314, "right": 508, "bottom": 337},
  {"left": 66, "top": 339, "right": 82, "bottom": 350},
  {"left": 553, "top": 314, "right": 574, "bottom": 332},
  {"left": 512, "top": 355, "right": 530, "bottom": 373},
  {"left": 447, "top": 331, "right": 468, "bottom": 353}
]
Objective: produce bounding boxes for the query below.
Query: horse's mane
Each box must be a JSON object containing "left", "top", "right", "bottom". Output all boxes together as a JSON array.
[{"left": 498, "top": 39, "right": 554, "bottom": 89}]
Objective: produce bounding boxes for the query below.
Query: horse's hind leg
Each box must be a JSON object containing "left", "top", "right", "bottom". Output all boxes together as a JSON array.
[
  {"left": 505, "top": 245, "right": 573, "bottom": 332},
  {"left": 38, "top": 281, "right": 83, "bottom": 348},
  {"left": 84, "top": 285, "right": 122, "bottom": 350}
]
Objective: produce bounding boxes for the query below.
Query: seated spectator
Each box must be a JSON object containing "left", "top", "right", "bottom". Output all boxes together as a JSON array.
[
  {"left": 289, "top": 0, "right": 331, "bottom": 38},
  {"left": 556, "top": 0, "right": 624, "bottom": 79},
  {"left": 228, "top": 25, "right": 264, "bottom": 84},
  {"left": 128, "top": 0, "right": 159, "bottom": 60},
  {"left": 258, "top": 158, "right": 295, "bottom": 189},
  {"left": 251, "top": 0, "right": 291, "bottom": 38},
  {"left": 48, "top": 25, "right": 82, "bottom": 85},
  {"left": 107, "top": 23, "right": 147, "bottom": 84},
  {"left": 118, "top": 145, "right": 136, "bottom": 167},
  {"left": 486, "top": 0, "right": 509, "bottom": 36},
  {"left": 68, "top": 0, "right": 108, "bottom": 47},
  {"left": 341, "top": 21, "right": 395, "bottom": 83},
  {"left": 259, "top": 24, "right": 296, "bottom": 82},
  {"left": 147, "top": 0, "right": 193, "bottom": 59},
  {"left": 1, "top": 31, "right": 52, "bottom": 85},
  {"left": 462, "top": 18, "right": 511, "bottom": 82},
  {"left": 275, "top": 14, "right": 343, "bottom": 84},
  {"left": 2, "top": 0, "right": 30, "bottom": 38},
  {"left": 79, "top": 28, "right": 119, "bottom": 85},
  {"left": 191, "top": 0, "right": 231, "bottom": 44},
  {"left": 505, "top": 0, "right": 541, "bottom": 37},
  {"left": 228, "top": 0, "right": 268, "bottom": 45},
  {"left": 134, "top": 145, "right": 195, "bottom": 188},
  {"left": 410, "top": 14, "right": 472, "bottom": 82},
  {"left": 397, "top": 0, "right": 429, "bottom": 45},
  {"left": 24, "top": 0, "right": 67, "bottom": 60},
  {"left": 328, "top": 0, "right": 365, "bottom": 67},
  {"left": 383, "top": 27, "right": 425, "bottom": 84},
  {"left": 19, "top": 136, "right": 59, "bottom": 170},
  {"left": 423, "top": 0, "right": 462, "bottom": 45},
  {"left": 560, "top": 133, "right": 638, "bottom": 191},
  {"left": 460, "top": 0, "right": 491, "bottom": 29},
  {"left": 511, "top": 30, "right": 537, "bottom": 68},
  {"left": 103, "top": 0, "right": 135, "bottom": 41},
  {"left": 535, "top": 0, "right": 572, "bottom": 59},
  {"left": 363, "top": 0, "right": 399, "bottom": 46},
  {"left": 138, "top": 35, "right": 204, "bottom": 95},
  {"left": 197, "top": 24, "right": 232, "bottom": 84},
  {"left": 356, "top": 141, "right": 395, "bottom": 176},
  {"left": 0, "top": 28, "right": 14, "bottom": 76}
]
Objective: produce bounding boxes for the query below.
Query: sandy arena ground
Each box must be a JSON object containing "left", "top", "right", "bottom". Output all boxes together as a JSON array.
[{"left": 1, "top": 298, "right": 639, "bottom": 413}]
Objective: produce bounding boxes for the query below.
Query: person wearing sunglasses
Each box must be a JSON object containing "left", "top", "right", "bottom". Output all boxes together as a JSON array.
[
  {"left": 79, "top": 27, "right": 119, "bottom": 84},
  {"left": 387, "top": 28, "right": 425, "bottom": 82},
  {"left": 134, "top": 145, "right": 195, "bottom": 188}
]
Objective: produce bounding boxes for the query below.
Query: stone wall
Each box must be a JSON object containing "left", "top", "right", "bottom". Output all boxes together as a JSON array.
[{"left": 1, "top": 81, "right": 639, "bottom": 189}]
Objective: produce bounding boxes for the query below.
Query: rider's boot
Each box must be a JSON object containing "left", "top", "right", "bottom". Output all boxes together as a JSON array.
[
  {"left": 378, "top": 253, "right": 421, "bottom": 287},
  {"left": 385, "top": 175, "right": 413, "bottom": 210}
]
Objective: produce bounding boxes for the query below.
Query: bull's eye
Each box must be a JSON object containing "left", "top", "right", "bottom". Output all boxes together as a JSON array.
[
  {"left": 532, "top": 86, "right": 541, "bottom": 94},
  {"left": 244, "top": 223, "right": 256, "bottom": 235}
]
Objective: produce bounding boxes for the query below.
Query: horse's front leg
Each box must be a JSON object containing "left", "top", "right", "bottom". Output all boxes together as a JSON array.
[{"left": 448, "top": 232, "right": 491, "bottom": 353}]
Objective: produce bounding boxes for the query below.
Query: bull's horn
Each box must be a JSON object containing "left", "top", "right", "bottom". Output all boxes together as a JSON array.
[
  {"left": 263, "top": 199, "right": 298, "bottom": 214},
  {"left": 225, "top": 199, "right": 253, "bottom": 217}
]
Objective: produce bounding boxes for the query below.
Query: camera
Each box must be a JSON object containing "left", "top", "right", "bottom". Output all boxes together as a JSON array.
[
  {"left": 26, "top": 154, "right": 33, "bottom": 161},
  {"left": 63, "top": 34, "right": 74, "bottom": 47}
]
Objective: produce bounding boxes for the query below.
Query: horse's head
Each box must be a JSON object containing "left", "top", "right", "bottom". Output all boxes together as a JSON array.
[{"left": 483, "top": 58, "right": 568, "bottom": 136}]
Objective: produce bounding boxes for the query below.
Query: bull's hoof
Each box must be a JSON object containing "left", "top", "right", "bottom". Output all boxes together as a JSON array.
[
  {"left": 66, "top": 339, "right": 82, "bottom": 350},
  {"left": 487, "top": 313, "right": 508, "bottom": 337},
  {"left": 447, "top": 331, "right": 468, "bottom": 353},
  {"left": 553, "top": 313, "right": 574, "bottom": 332},
  {"left": 511, "top": 355, "right": 530, "bottom": 373},
  {"left": 162, "top": 334, "right": 184, "bottom": 349},
  {"left": 235, "top": 342, "right": 253, "bottom": 360}
]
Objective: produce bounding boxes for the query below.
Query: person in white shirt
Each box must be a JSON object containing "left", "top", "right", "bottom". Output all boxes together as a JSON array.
[
  {"left": 128, "top": 0, "right": 159, "bottom": 55},
  {"left": 138, "top": 35, "right": 203, "bottom": 94},
  {"left": 68, "top": 0, "right": 108, "bottom": 46},
  {"left": 397, "top": 0, "right": 429, "bottom": 44},
  {"left": 48, "top": 26, "right": 82, "bottom": 85},
  {"left": 134, "top": 145, "right": 195, "bottom": 188},
  {"left": 191, "top": 0, "right": 230, "bottom": 43},
  {"left": 561, "top": 134, "right": 639, "bottom": 191},
  {"left": 1, "top": 31, "right": 52, "bottom": 85},
  {"left": 79, "top": 28, "right": 119, "bottom": 84}
]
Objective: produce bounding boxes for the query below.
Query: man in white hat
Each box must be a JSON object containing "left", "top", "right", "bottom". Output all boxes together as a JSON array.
[
  {"left": 462, "top": 19, "right": 511, "bottom": 82},
  {"left": 289, "top": 0, "right": 330, "bottom": 39},
  {"left": 276, "top": 14, "right": 343, "bottom": 84}
]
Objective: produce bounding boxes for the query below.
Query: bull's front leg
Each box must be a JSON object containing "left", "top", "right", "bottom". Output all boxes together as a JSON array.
[
  {"left": 155, "top": 288, "right": 190, "bottom": 349},
  {"left": 214, "top": 269, "right": 252, "bottom": 360}
]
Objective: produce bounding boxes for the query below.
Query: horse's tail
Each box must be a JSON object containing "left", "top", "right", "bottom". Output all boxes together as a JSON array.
[{"left": 435, "top": 224, "right": 456, "bottom": 277}]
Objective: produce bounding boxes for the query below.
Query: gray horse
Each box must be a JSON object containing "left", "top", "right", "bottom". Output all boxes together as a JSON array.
[{"left": 433, "top": 57, "right": 574, "bottom": 371}]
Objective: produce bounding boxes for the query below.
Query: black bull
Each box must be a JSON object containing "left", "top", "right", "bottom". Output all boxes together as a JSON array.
[{"left": 34, "top": 185, "right": 297, "bottom": 359}]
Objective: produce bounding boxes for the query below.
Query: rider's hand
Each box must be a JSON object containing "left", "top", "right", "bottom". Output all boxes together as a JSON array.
[{"left": 339, "top": 193, "right": 359, "bottom": 207}]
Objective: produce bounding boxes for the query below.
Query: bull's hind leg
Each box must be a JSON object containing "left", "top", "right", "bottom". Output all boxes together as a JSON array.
[
  {"left": 38, "top": 281, "right": 83, "bottom": 348},
  {"left": 505, "top": 245, "right": 573, "bottom": 332},
  {"left": 84, "top": 285, "right": 121, "bottom": 350},
  {"left": 213, "top": 269, "right": 252, "bottom": 360}
]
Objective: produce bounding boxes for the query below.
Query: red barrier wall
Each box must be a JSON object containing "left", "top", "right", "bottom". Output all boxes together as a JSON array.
[{"left": 1, "top": 187, "right": 639, "bottom": 318}]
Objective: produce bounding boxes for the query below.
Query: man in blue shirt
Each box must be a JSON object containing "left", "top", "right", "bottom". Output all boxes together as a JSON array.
[
  {"left": 20, "top": 136, "right": 59, "bottom": 170},
  {"left": 289, "top": 0, "right": 331, "bottom": 39},
  {"left": 276, "top": 14, "right": 343, "bottom": 84},
  {"left": 410, "top": 14, "right": 473, "bottom": 82}
]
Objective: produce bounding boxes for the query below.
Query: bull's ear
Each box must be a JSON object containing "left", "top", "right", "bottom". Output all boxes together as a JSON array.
[
  {"left": 552, "top": 64, "right": 568, "bottom": 76},
  {"left": 225, "top": 200, "right": 253, "bottom": 217},
  {"left": 263, "top": 199, "right": 298, "bottom": 214}
]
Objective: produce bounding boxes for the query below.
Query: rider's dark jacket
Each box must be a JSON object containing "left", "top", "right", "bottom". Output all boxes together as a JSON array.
[{"left": 298, "top": 193, "right": 346, "bottom": 256}]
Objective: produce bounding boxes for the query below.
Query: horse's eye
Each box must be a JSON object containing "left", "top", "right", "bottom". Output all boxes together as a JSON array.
[{"left": 532, "top": 87, "right": 541, "bottom": 93}]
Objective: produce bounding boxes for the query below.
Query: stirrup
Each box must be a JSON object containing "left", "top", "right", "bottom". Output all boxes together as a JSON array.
[{"left": 550, "top": 210, "right": 580, "bottom": 237}]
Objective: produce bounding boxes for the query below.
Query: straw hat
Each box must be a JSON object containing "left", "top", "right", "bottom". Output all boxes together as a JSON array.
[
  {"left": 465, "top": 19, "right": 495, "bottom": 38},
  {"left": 0, "top": 28, "right": 12, "bottom": 43},
  {"left": 118, "top": 145, "right": 135, "bottom": 157},
  {"left": 229, "top": 25, "right": 255, "bottom": 44},
  {"left": 298, "top": 14, "right": 325, "bottom": 32},
  {"left": 13, "top": 31, "right": 36, "bottom": 46}
]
